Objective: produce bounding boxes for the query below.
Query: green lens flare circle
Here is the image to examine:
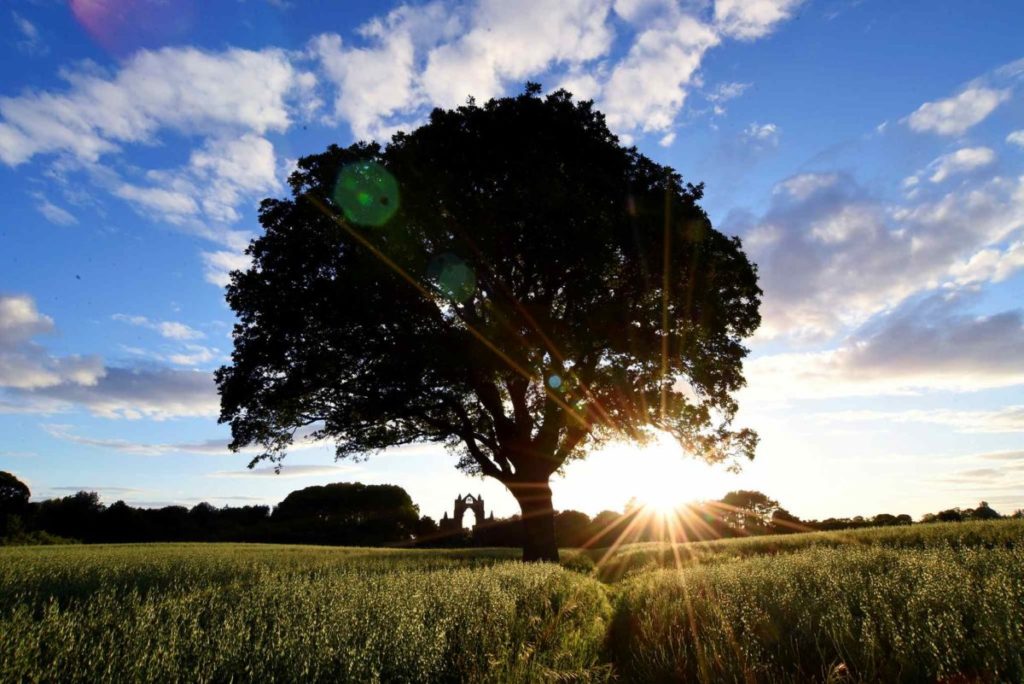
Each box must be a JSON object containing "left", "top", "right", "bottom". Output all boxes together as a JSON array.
[
  {"left": 333, "top": 161, "right": 399, "bottom": 227},
  {"left": 428, "top": 253, "right": 476, "bottom": 303}
]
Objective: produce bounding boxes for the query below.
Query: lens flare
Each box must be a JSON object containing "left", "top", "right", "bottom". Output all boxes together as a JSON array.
[
  {"left": 428, "top": 253, "right": 476, "bottom": 303},
  {"left": 547, "top": 375, "right": 562, "bottom": 389},
  {"left": 70, "top": 0, "right": 196, "bottom": 57},
  {"left": 333, "top": 161, "right": 399, "bottom": 227}
]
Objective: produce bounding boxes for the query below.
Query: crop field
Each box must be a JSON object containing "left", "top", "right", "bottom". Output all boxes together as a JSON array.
[{"left": 1, "top": 520, "right": 1022, "bottom": 682}]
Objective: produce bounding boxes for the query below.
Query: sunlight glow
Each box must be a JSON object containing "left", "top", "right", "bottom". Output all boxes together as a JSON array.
[
  {"left": 619, "top": 434, "right": 718, "bottom": 511},
  {"left": 560, "top": 431, "right": 735, "bottom": 516}
]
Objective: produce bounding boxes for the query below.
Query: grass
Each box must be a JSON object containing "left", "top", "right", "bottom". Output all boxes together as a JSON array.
[
  {"left": 609, "top": 545, "right": 1024, "bottom": 682},
  {"left": 1, "top": 520, "right": 1022, "bottom": 682},
  {"left": 0, "top": 545, "right": 610, "bottom": 683},
  {"left": 589, "top": 518, "right": 1024, "bottom": 581}
]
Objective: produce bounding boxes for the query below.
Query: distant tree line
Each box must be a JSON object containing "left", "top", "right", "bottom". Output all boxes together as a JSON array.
[
  {"left": 1, "top": 471, "right": 1020, "bottom": 548},
  {"left": 423, "top": 491, "right": 1022, "bottom": 548},
  {"left": 0, "top": 473, "right": 419, "bottom": 546}
]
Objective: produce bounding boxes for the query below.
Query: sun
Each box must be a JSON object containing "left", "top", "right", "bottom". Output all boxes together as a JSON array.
[
  {"left": 627, "top": 443, "right": 713, "bottom": 516},
  {"left": 639, "top": 476, "right": 689, "bottom": 514},
  {"left": 561, "top": 430, "right": 725, "bottom": 515}
]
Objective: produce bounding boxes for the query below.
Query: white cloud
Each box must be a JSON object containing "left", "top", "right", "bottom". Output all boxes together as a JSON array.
[
  {"left": 12, "top": 12, "right": 47, "bottom": 56},
  {"left": 742, "top": 121, "right": 780, "bottom": 146},
  {"left": 201, "top": 249, "right": 252, "bottom": 287},
  {"left": 33, "top": 194, "right": 78, "bottom": 226},
  {"left": 714, "top": 0, "right": 804, "bottom": 40},
  {"left": 706, "top": 80, "right": 750, "bottom": 114},
  {"left": 611, "top": 0, "right": 675, "bottom": 24},
  {"left": 112, "top": 314, "right": 204, "bottom": 341},
  {"left": 1, "top": 299, "right": 218, "bottom": 419},
  {"left": 600, "top": 14, "right": 719, "bottom": 133},
  {"left": 926, "top": 146, "right": 996, "bottom": 183},
  {"left": 905, "top": 87, "right": 1010, "bottom": 136},
  {"left": 187, "top": 134, "right": 281, "bottom": 222},
  {"left": 1007, "top": 130, "right": 1024, "bottom": 148},
  {"left": 111, "top": 133, "right": 280, "bottom": 228},
  {"left": 2, "top": 0, "right": 804, "bottom": 179},
  {"left": 812, "top": 406, "right": 1024, "bottom": 434},
  {"left": 0, "top": 46, "right": 314, "bottom": 166},
  {"left": 310, "top": 21, "right": 424, "bottom": 141},
  {"left": 310, "top": 0, "right": 616, "bottom": 141},
  {"left": 774, "top": 172, "right": 839, "bottom": 200},
  {"left": 167, "top": 344, "right": 218, "bottom": 367},
  {"left": 44, "top": 423, "right": 327, "bottom": 456},
  {"left": 422, "top": 0, "right": 614, "bottom": 108},
  {"left": 18, "top": 366, "right": 219, "bottom": 420},
  {"left": 949, "top": 239, "right": 1024, "bottom": 286},
  {"left": 50, "top": 485, "right": 143, "bottom": 495},
  {"left": 208, "top": 464, "right": 359, "bottom": 479},
  {"left": 743, "top": 172, "right": 1024, "bottom": 340},
  {"left": 307, "top": 0, "right": 798, "bottom": 143},
  {"left": 113, "top": 184, "right": 199, "bottom": 220},
  {"left": 555, "top": 67, "right": 605, "bottom": 102},
  {"left": 0, "top": 294, "right": 104, "bottom": 390},
  {"left": 744, "top": 293, "right": 1024, "bottom": 398},
  {"left": 976, "top": 449, "right": 1024, "bottom": 461},
  {"left": 707, "top": 81, "right": 750, "bottom": 103},
  {"left": 159, "top": 323, "right": 204, "bottom": 341}
]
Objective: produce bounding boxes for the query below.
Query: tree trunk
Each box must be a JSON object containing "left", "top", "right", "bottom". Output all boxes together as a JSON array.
[{"left": 509, "top": 479, "right": 559, "bottom": 562}]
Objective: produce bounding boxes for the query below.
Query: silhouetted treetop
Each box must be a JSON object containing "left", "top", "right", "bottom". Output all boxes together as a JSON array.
[
  {"left": 217, "top": 85, "right": 762, "bottom": 561},
  {"left": 0, "top": 472, "right": 30, "bottom": 513}
]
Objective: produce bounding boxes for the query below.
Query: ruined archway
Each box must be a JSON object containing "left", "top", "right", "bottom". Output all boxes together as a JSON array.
[{"left": 440, "top": 493, "right": 488, "bottom": 532}]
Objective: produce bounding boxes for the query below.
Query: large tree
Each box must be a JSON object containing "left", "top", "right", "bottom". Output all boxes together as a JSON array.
[{"left": 217, "top": 86, "right": 761, "bottom": 561}]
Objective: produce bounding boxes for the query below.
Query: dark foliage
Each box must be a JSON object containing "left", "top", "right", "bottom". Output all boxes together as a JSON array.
[
  {"left": 0, "top": 471, "right": 30, "bottom": 515},
  {"left": 1, "top": 474, "right": 1003, "bottom": 548},
  {"left": 2, "top": 481, "right": 420, "bottom": 546},
  {"left": 272, "top": 482, "right": 419, "bottom": 545},
  {"left": 216, "top": 85, "right": 762, "bottom": 561}
]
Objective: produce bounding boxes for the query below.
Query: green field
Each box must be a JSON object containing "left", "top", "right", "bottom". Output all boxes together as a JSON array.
[{"left": 1, "top": 520, "right": 1022, "bottom": 682}]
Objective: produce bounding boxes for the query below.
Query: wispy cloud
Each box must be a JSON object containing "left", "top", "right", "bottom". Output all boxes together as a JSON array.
[
  {"left": 42, "top": 423, "right": 328, "bottom": 456},
  {"left": 208, "top": 464, "right": 359, "bottom": 479},
  {"left": 811, "top": 407, "right": 1024, "bottom": 434},
  {"left": 0, "top": 46, "right": 314, "bottom": 166},
  {"left": 12, "top": 12, "right": 47, "bottom": 56},
  {"left": 745, "top": 292, "right": 1024, "bottom": 398},
  {"left": 0, "top": 294, "right": 104, "bottom": 390},
  {"left": 739, "top": 166, "right": 1024, "bottom": 340},
  {"left": 50, "top": 485, "right": 143, "bottom": 494},
  {"left": 33, "top": 193, "right": 78, "bottom": 226},
  {"left": 742, "top": 121, "right": 780, "bottom": 146},
  {"left": 914, "top": 146, "right": 996, "bottom": 184},
  {"left": 112, "top": 314, "right": 205, "bottom": 341},
  {"left": 904, "top": 87, "right": 1010, "bottom": 136},
  {"left": 6, "top": 366, "right": 219, "bottom": 420}
]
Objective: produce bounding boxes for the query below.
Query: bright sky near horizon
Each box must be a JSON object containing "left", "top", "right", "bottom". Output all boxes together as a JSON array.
[{"left": 1, "top": 0, "right": 1022, "bottom": 523}]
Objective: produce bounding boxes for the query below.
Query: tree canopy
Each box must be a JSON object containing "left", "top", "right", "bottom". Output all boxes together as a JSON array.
[
  {"left": 272, "top": 482, "right": 419, "bottom": 545},
  {"left": 217, "top": 85, "right": 762, "bottom": 561},
  {"left": 0, "top": 472, "right": 30, "bottom": 514}
]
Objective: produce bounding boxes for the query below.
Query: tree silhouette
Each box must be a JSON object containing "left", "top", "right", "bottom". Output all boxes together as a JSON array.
[
  {"left": 971, "top": 501, "right": 1001, "bottom": 520},
  {"left": 272, "top": 482, "right": 419, "bottom": 545},
  {"left": 720, "top": 490, "right": 779, "bottom": 534},
  {"left": 0, "top": 471, "right": 30, "bottom": 515},
  {"left": 217, "top": 85, "right": 761, "bottom": 561},
  {"left": 771, "top": 507, "right": 803, "bottom": 534}
]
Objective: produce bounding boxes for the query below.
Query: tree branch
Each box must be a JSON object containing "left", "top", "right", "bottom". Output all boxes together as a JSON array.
[{"left": 505, "top": 375, "right": 533, "bottom": 440}]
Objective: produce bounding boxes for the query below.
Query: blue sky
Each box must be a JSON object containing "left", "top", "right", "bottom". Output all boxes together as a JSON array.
[{"left": 1, "top": 0, "right": 1022, "bottom": 522}]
